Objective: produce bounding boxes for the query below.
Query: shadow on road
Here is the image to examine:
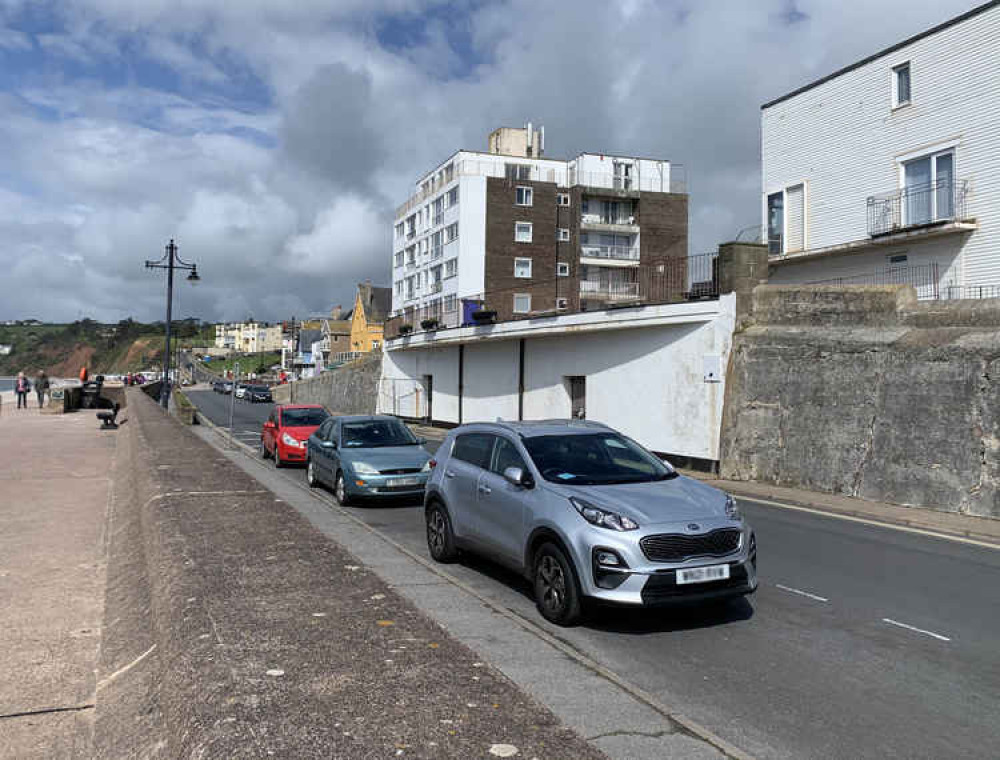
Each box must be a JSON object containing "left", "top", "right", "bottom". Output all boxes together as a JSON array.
[{"left": 587, "top": 596, "right": 754, "bottom": 634}]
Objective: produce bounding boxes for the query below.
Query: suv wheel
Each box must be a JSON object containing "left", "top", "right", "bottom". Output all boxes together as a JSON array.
[
  {"left": 426, "top": 502, "right": 458, "bottom": 563},
  {"left": 533, "top": 542, "right": 583, "bottom": 626}
]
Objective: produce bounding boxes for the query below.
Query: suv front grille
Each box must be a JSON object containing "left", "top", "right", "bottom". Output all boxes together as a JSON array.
[{"left": 640, "top": 528, "right": 741, "bottom": 563}]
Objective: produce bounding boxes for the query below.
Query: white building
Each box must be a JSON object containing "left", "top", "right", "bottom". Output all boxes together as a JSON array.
[
  {"left": 390, "top": 125, "right": 687, "bottom": 329},
  {"left": 761, "top": 1, "right": 1000, "bottom": 299},
  {"left": 214, "top": 321, "right": 283, "bottom": 353}
]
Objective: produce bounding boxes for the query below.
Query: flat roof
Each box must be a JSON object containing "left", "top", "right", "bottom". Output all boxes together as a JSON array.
[{"left": 761, "top": 0, "right": 1000, "bottom": 109}]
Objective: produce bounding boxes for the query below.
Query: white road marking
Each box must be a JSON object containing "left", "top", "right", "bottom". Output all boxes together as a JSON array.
[
  {"left": 775, "top": 584, "right": 829, "bottom": 602},
  {"left": 882, "top": 618, "right": 951, "bottom": 642},
  {"left": 739, "top": 496, "right": 1000, "bottom": 551}
]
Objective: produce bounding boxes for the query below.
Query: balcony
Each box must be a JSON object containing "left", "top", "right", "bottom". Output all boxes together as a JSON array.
[
  {"left": 580, "top": 244, "right": 639, "bottom": 264},
  {"left": 867, "top": 179, "right": 969, "bottom": 237},
  {"left": 580, "top": 212, "right": 638, "bottom": 234},
  {"left": 580, "top": 279, "right": 640, "bottom": 301}
]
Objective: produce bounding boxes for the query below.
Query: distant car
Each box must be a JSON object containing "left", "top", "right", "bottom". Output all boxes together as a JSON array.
[
  {"left": 221, "top": 381, "right": 234, "bottom": 394},
  {"left": 245, "top": 385, "right": 272, "bottom": 403},
  {"left": 306, "top": 415, "right": 431, "bottom": 505},
  {"left": 423, "top": 420, "right": 757, "bottom": 626},
  {"left": 234, "top": 383, "right": 249, "bottom": 400},
  {"left": 211, "top": 379, "right": 224, "bottom": 392},
  {"left": 261, "top": 404, "right": 330, "bottom": 467}
]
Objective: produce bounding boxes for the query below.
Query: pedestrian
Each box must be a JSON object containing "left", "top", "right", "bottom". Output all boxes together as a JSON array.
[
  {"left": 14, "top": 371, "right": 30, "bottom": 409},
  {"left": 35, "top": 371, "right": 50, "bottom": 408}
]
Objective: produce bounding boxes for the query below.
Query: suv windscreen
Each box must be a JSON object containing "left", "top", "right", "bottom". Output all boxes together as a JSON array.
[
  {"left": 522, "top": 433, "right": 675, "bottom": 485},
  {"left": 342, "top": 419, "right": 418, "bottom": 448},
  {"left": 281, "top": 408, "right": 329, "bottom": 427}
]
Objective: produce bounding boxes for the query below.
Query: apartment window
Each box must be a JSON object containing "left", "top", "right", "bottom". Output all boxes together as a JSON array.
[
  {"left": 557, "top": 262, "right": 570, "bottom": 277},
  {"left": 406, "top": 215, "right": 416, "bottom": 238},
  {"left": 513, "top": 294, "right": 531, "bottom": 313},
  {"left": 443, "top": 294, "right": 457, "bottom": 313},
  {"left": 505, "top": 163, "right": 531, "bottom": 181},
  {"left": 406, "top": 246, "right": 416, "bottom": 266},
  {"left": 431, "top": 231, "right": 443, "bottom": 258},
  {"left": 395, "top": 222, "right": 404, "bottom": 239},
  {"left": 514, "top": 258, "right": 532, "bottom": 278},
  {"left": 394, "top": 251, "right": 403, "bottom": 268},
  {"left": 433, "top": 196, "right": 444, "bottom": 225},
  {"left": 516, "top": 186, "right": 533, "bottom": 206},
  {"left": 558, "top": 228, "right": 570, "bottom": 242},
  {"left": 445, "top": 258, "right": 458, "bottom": 278},
  {"left": 767, "top": 192, "right": 784, "bottom": 255},
  {"left": 557, "top": 193, "right": 570, "bottom": 206},
  {"left": 447, "top": 187, "right": 459, "bottom": 207},
  {"left": 444, "top": 163, "right": 454, "bottom": 182},
  {"left": 892, "top": 62, "right": 911, "bottom": 108},
  {"left": 902, "top": 150, "right": 954, "bottom": 225},
  {"left": 446, "top": 222, "right": 459, "bottom": 242},
  {"left": 515, "top": 222, "right": 533, "bottom": 243},
  {"left": 395, "top": 281, "right": 403, "bottom": 295},
  {"left": 556, "top": 297, "right": 569, "bottom": 310}
]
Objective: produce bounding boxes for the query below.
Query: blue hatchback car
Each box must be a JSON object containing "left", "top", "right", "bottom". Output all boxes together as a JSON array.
[{"left": 305, "top": 415, "right": 432, "bottom": 505}]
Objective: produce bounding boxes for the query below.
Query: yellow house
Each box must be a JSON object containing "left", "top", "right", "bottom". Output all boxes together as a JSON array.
[{"left": 350, "top": 282, "right": 392, "bottom": 354}]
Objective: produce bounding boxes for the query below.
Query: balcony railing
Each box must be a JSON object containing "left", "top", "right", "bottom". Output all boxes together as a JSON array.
[
  {"left": 396, "top": 160, "right": 686, "bottom": 217},
  {"left": 580, "top": 244, "right": 640, "bottom": 261},
  {"left": 867, "top": 179, "right": 968, "bottom": 237},
  {"left": 580, "top": 280, "right": 640, "bottom": 300},
  {"left": 581, "top": 213, "right": 637, "bottom": 227}
]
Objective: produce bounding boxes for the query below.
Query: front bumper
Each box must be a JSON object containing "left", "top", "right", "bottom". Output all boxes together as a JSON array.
[
  {"left": 346, "top": 472, "right": 429, "bottom": 498},
  {"left": 277, "top": 442, "right": 308, "bottom": 462}
]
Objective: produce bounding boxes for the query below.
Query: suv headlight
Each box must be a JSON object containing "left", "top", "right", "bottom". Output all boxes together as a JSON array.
[
  {"left": 570, "top": 497, "right": 638, "bottom": 531},
  {"left": 725, "top": 493, "right": 741, "bottom": 520},
  {"left": 352, "top": 461, "right": 379, "bottom": 476}
]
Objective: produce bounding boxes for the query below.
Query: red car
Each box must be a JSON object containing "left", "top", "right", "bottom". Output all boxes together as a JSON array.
[{"left": 261, "top": 404, "right": 330, "bottom": 467}]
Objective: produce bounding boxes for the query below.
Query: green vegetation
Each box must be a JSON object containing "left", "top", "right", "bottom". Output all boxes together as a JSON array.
[
  {"left": 0, "top": 317, "right": 211, "bottom": 376},
  {"left": 200, "top": 351, "right": 282, "bottom": 377}
]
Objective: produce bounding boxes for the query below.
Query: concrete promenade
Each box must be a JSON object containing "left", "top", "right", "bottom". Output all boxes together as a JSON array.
[{"left": 0, "top": 391, "right": 112, "bottom": 758}]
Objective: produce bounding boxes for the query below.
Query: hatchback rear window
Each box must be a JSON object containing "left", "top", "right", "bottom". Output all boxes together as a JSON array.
[
  {"left": 452, "top": 433, "right": 495, "bottom": 469},
  {"left": 281, "top": 408, "right": 329, "bottom": 426}
]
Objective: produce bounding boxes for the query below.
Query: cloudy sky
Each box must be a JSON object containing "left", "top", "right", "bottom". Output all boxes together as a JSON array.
[{"left": 0, "top": 0, "right": 979, "bottom": 323}]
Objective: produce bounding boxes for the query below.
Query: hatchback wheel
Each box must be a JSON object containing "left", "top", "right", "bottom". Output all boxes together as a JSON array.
[
  {"left": 260, "top": 440, "right": 270, "bottom": 459},
  {"left": 306, "top": 460, "right": 319, "bottom": 488},
  {"left": 274, "top": 449, "right": 283, "bottom": 468},
  {"left": 334, "top": 471, "right": 352, "bottom": 506},
  {"left": 533, "top": 542, "right": 583, "bottom": 626},
  {"left": 426, "top": 503, "right": 458, "bottom": 563}
]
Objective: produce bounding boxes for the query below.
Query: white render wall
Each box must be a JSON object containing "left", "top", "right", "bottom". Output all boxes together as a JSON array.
[
  {"left": 378, "top": 296, "right": 736, "bottom": 460},
  {"left": 762, "top": 4, "right": 1000, "bottom": 287},
  {"left": 457, "top": 175, "right": 487, "bottom": 298}
]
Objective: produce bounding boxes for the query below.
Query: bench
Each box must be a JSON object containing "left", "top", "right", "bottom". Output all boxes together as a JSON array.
[{"left": 97, "top": 402, "right": 120, "bottom": 430}]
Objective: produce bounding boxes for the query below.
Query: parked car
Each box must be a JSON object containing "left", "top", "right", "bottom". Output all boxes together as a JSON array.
[
  {"left": 221, "top": 381, "right": 234, "bottom": 394},
  {"left": 234, "top": 383, "right": 249, "bottom": 400},
  {"left": 305, "top": 415, "right": 432, "bottom": 505},
  {"left": 245, "top": 384, "right": 272, "bottom": 403},
  {"left": 423, "top": 420, "right": 757, "bottom": 626},
  {"left": 261, "top": 404, "right": 330, "bottom": 467}
]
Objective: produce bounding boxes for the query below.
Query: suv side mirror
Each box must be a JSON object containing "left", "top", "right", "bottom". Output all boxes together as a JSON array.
[{"left": 503, "top": 466, "right": 535, "bottom": 489}]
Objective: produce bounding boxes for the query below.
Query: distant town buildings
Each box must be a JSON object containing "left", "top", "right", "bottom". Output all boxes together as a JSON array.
[
  {"left": 761, "top": 0, "right": 999, "bottom": 299},
  {"left": 214, "top": 321, "right": 283, "bottom": 353},
  {"left": 390, "top": 124, "right": 688, "bottom": 329}
]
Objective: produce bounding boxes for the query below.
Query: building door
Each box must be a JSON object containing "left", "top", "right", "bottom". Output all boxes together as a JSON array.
[
  {"left": 423, "top": 374, "right": 433, "bottom": 421},
  {"left": 567, "top": 376, "right": 586, "bottom": 419}
]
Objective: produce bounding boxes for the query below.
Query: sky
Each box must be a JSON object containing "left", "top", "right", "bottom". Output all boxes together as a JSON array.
[{"left": 0, "top": 0, "right": 981, "bottom": 323}]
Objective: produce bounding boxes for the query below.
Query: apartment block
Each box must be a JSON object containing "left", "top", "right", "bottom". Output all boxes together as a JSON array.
[
  {"left": 761, "top": 0, "right": 1000, "bottom": 299},
  {"left": 390, "top": 125, "right": 688, "bottom": 330},
  {"left": 214, "top": 321, "right": 283, "bottom": 353}
]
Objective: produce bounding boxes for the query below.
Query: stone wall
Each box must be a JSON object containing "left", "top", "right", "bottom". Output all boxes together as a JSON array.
[
  {"left": 720, "top": 285, "right": 1000, "bottom": 518},
  {"left": 272, "top": 352, "right": 382, "bottom": 414}
]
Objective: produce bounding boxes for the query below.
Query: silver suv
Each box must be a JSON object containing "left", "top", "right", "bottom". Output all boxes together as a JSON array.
[{"left": 424, "top": 420, "right": 757, "bottom": 626}]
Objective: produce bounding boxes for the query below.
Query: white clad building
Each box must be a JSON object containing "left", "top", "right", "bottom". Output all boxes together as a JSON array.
[{"left": 761, "top": 1, "right": 1000, "bottom": 298}]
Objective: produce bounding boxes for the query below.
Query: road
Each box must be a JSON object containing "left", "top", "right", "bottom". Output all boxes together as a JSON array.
[{"left": 186, "top": 389, "right": 1000, "bottom": 759}]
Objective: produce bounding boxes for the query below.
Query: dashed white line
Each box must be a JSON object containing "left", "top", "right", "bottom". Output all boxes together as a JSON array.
[
  {"left": 882, "top": 618, "right": 951, "bottom": 642},
  {"left": 775, "top": 584, "right": 829, "bottom": 602}
]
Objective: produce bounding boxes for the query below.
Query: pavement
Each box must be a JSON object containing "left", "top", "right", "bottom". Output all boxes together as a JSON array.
[
  {"left": 184, "top": 387, "right": 1000, "bottom": 759},
  {"left": 0, "top": 392, "right": 113, "bottom": 758}
]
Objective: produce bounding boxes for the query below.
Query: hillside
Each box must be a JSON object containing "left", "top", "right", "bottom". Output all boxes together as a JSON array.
[{"left": 0, "top": 319, "right": 213, "bottom": 376}]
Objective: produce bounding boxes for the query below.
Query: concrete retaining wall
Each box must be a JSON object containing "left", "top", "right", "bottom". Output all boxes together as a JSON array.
[
  {"left": 720, "top": 285, "right": 1000, "bottom": 518},
  {"left": 272, "top": 353, "right": 382, "bottom": 413}
]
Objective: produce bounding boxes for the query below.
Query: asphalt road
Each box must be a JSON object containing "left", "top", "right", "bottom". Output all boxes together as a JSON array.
[{"left": 186, "top": 389, "right": 1000, "bottom": 760}]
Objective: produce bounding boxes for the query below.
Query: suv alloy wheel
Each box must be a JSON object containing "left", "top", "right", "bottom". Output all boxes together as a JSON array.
[
  {"left": 426, "top": 502, "right": 458, "bottom": 563},
  {"left": 533, "top": 542, "right": 583, "bottom": 626}
]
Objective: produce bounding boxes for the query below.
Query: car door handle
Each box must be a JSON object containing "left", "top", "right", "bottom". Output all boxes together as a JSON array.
[
  {"left": 478, "top": 485, "right": 492, "bottom": 495},
  {"left": 445, "top": 470, "right": 456, "bottom": 478}
]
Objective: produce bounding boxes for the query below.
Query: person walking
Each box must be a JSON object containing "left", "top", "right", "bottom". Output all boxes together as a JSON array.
[
  {"left": 14, "top": 371, "right": 30, "bottom": 410},
  {"left": 35, "top": 371, "right": 50, "bottom": 409}
]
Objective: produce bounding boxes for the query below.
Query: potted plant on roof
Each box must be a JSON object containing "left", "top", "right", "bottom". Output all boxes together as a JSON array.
[
  {"left": 471, "top": 307, "right": 496, "bottom": 324},
  {"left": 420, "top": 317, "right": 440, "bottom": 331},
  {"left": 398, "top": 323, "right": 413, "bottom": 335}
]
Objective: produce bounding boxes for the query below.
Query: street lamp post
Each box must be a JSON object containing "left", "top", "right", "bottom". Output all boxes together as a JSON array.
[{"left": 145, "top": 239, "right": 200, "bottom": 408}]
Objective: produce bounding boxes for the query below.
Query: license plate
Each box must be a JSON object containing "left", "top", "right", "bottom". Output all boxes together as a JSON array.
[
  {"left": 676, "top": 564, "right": 730, "bottom": 585},
  {"left": 392, "top": 477, "right": 421, "bottom": 487}
]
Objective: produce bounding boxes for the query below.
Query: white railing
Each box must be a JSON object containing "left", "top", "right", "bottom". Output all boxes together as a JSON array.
[
  {"left": 580, "top": 244, "right": 639, "bottom": 261},
  {"left": 396, "top": 159, "right": 686, "bottom": 217},
  {"left": 581, "top": 213, "right": 637, "bottom": 226},
  {"left": 580, "top": 280, "right": 641, "bottom": 299}
]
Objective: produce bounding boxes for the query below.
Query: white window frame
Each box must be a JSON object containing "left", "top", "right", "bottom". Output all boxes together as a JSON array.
[
  {"left": 514, "top": 257, "right": 533, "bottom": 279},
  {"left": 515, "top": 186, "right": 533, "bottom": 206},
  {"left": 557, "top": 193, "right": 570, "bottom": 206},
  {"left": 891, "top": 61, "right": 911, "bottom": 109},
  {"left": 763, "top": 182, "right": 807, "bottom": 255},
  {"left": 515, "top": 221, "right": 533, "bottom": 243},
  {"left": 557, "top": 262, "right": 570, "bottom": 277},
  {"left": 558, "top": 228, "right": 570, "bottom": 242},
  {"left": 446, "top": 222, "right": 459, "bottom": 242},
  {"left": 556, "top": 297, "right": 569, "bottom": 310},
  {"left": 513, "top": 293, "right": 531, "bottom": 314},
  {"left": 444, "top": 258, "right": 458, "bottom": 278},
  {"left": 895, "top": 143, "right": 957, "bottom": 224}
]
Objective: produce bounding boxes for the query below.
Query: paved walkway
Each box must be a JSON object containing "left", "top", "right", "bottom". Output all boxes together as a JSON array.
[{"left": 0, "top": 394, "right": 112, "bottom": 758}]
